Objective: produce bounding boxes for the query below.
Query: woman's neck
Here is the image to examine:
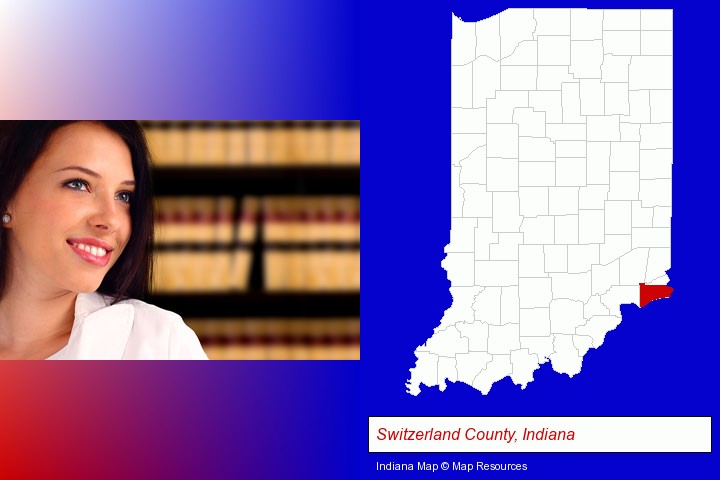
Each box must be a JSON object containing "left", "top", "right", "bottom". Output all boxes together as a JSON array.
[{"left": 0, "top": 284, "right": 77, "bottom": 360}]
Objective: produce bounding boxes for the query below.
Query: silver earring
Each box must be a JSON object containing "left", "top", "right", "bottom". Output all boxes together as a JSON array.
[{"left": 2, "top": 214, "right": 10, "bottom": 224}]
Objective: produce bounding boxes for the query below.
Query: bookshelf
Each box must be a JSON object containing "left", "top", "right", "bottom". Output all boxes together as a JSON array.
[{"left": 142, "top": 121, "right": 360, "bottom": 359}]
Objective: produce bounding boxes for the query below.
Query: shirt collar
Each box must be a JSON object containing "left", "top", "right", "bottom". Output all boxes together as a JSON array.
[
  {"left": 74, "top": 292, "right": 113, "bottom": 320},
  {"left": 57, "top": 292, "right": 135, "bottom": 359}
]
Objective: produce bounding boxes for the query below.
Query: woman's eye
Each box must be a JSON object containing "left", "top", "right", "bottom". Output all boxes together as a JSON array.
[
  {"left": 116, "top": 191, "right": 133, "bottom": 204},
  {"left": 64, "top": 179, "right": 89, "bottom": 191}
]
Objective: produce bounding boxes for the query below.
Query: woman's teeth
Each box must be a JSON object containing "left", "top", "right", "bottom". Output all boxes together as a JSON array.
[{"left": 72, "top": 242, "right": 107, "bottom": 257}]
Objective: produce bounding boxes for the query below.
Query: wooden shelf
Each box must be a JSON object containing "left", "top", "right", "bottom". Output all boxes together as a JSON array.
[
  {"left": 147, "top": 292, "right": 360, "bottom": 318},
  {"left": 154, "top": 241, "right": 360, "bottom": 251},
  {"left": 153, "top": 166, "right": 360, "bottom": 195}
]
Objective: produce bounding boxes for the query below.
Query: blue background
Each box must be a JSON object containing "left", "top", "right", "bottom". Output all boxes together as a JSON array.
[
  {"left": 0, "top": 0, "right": 716, "bottom": 478},
  {"left": 364, "top": 1, "right": 717, "bottom": 478}
]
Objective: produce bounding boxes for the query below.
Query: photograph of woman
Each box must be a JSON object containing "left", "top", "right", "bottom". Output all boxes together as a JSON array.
[{"left": 0, "top": 121, "right": 208, "bottom": 359}]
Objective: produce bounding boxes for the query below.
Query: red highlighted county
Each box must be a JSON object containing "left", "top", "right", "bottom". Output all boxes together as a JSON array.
[{"left": 639, "top": 283, "right": 674, "bottom": 308}]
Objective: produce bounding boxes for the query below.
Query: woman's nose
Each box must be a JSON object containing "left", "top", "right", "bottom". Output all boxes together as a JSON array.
[{"left": 89, "top": 194, "right": 122, "bottom": 232}]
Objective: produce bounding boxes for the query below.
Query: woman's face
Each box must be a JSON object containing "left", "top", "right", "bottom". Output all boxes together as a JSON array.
[{"left": 4, "top": 122, "right": 134, "bottom": 295}]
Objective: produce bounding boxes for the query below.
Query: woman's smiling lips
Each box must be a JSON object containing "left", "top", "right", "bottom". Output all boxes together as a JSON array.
[{"left": 66, "top": 237, "right": 114, "bottom": 267}]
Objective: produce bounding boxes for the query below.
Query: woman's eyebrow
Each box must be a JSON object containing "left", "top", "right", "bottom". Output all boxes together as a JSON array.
[{"left": 55, "top": 165, "right": 135, "bottom": 186}]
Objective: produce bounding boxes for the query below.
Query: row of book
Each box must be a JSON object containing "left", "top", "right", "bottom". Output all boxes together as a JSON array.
[
  {"left": 142, "top": 121, "right": 360, "bottom": 166},
  {"left": 185, "top": 318, "right": 360, "bottom": 360},
  {"left": 152, "top": 196, "right": 360, "bottom": 292},
  {"left": 154, "top": 196, "right": 360, "bottom": 244},
  {"left": 153, "top": 250, "right": 359, "bottom": 292}
]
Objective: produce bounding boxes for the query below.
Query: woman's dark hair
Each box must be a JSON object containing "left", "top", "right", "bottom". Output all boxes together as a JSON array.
[{"left": 0, "top": 121, "right": 154, "bottom": 302}]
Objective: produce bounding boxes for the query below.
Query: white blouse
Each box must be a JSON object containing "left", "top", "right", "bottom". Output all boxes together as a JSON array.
[{"left": 47, "top": 292, "right": 208, "bottom": 360}]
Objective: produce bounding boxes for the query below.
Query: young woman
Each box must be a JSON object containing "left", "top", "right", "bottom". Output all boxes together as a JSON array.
[{"left": 0, "top": 121, "right": 207, "bottom": 359}]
